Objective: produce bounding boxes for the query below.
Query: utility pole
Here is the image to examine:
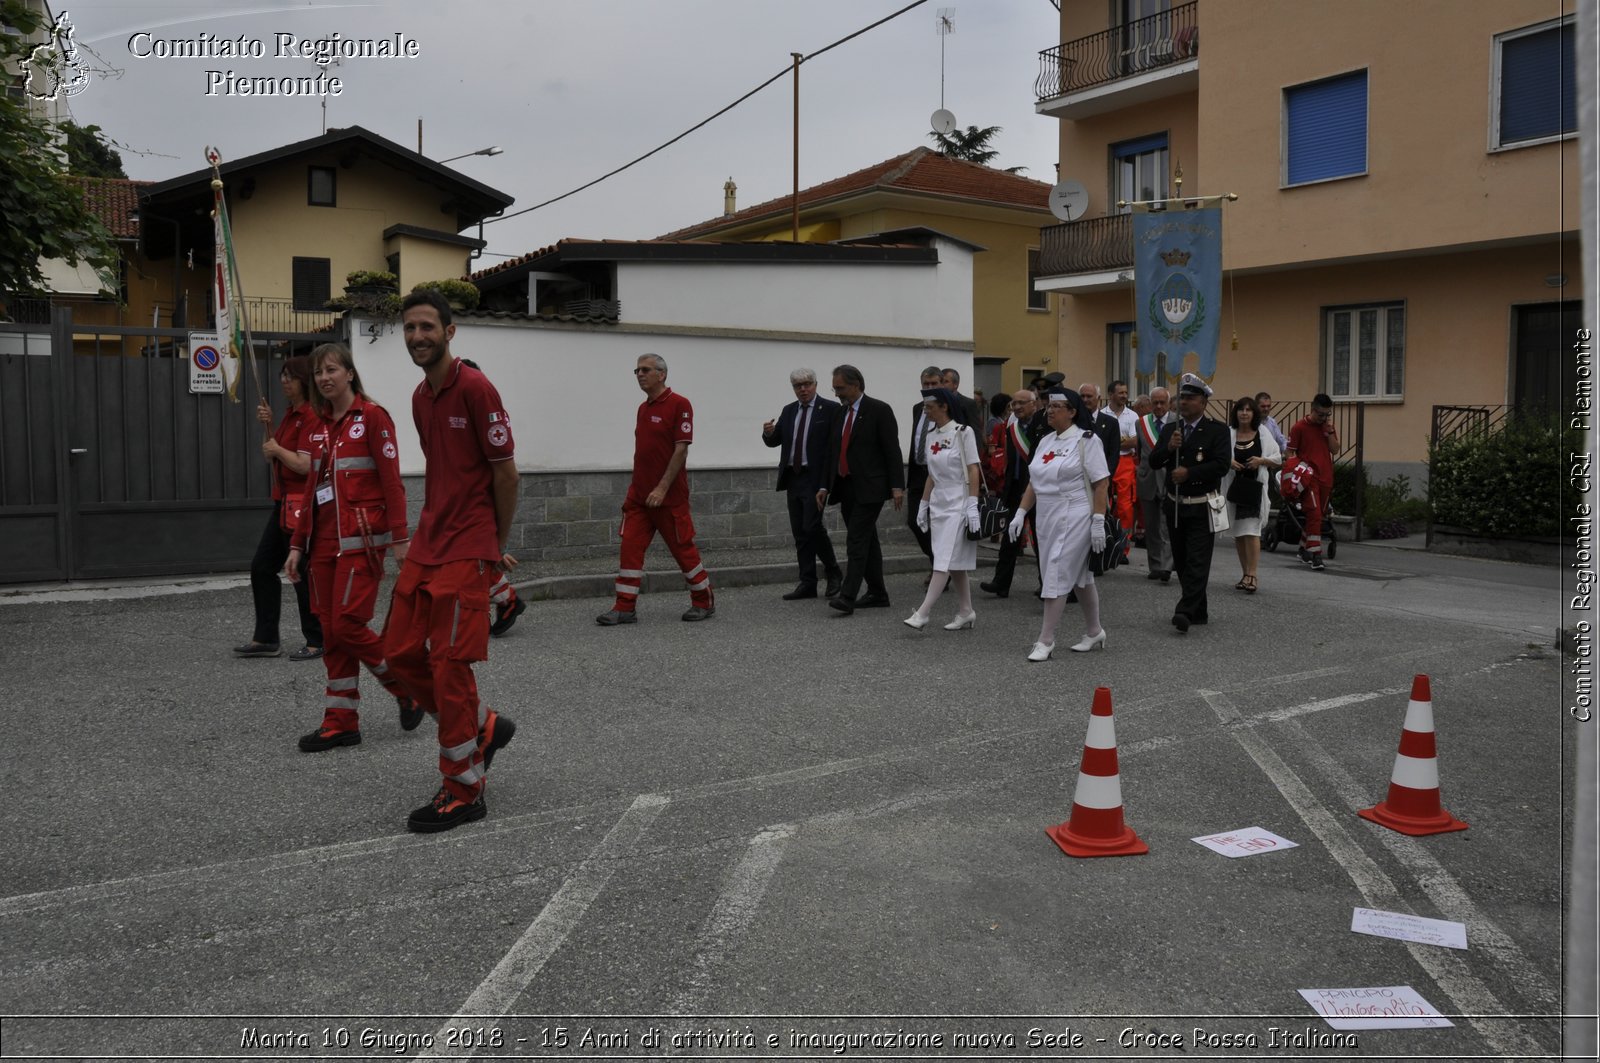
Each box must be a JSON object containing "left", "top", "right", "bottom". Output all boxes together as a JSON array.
[{"left": 791, "top": 52, "right": 802, "bottom": 244}]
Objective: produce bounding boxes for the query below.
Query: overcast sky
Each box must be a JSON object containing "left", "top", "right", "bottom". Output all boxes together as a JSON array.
[{"left": 55, "top": 0, "right": 1063, "bottom": 262}]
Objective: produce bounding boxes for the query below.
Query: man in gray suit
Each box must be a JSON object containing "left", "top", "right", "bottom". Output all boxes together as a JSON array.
[{"left": 1136, "top": 385, "right": 1175, "bottom": 582}]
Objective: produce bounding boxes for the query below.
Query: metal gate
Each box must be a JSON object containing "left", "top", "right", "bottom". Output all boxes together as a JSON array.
[{"left": 0, "top": 307, "right": 335, "bottom": 584}]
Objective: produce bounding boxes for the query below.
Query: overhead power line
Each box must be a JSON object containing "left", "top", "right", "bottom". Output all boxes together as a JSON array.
[{"left": 484, "top": 0, "right": 930, "bottom": 226}]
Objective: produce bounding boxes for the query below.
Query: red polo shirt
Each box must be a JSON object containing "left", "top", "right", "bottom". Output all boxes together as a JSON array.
[
  {"left": 408, "top": 359, "right": 515, "bottom": 564},
  {"left": 630, "top": 387, "right": 693, "bottom": 507},
  {"left": 272, "top": 401, "right": 318, "bottom": 503}
]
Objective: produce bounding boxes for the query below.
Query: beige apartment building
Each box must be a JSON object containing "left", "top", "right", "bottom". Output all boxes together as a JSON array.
[{"left": 1033, "top": 0, "right": 1579, "bottom": 479}]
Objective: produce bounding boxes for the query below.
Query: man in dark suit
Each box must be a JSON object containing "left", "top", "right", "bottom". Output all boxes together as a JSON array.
[
  {"left": 903, "top": 366, "right": 944, "bottom": 561},
  {"left": 1077, "top": 382, "right": 1123, "bottom": 483},
  {"left": 981, "top": 389, "right": 1040, "bottom": 597},
  {"left": 1147, "top": 373, "right": 1231, "bottom": 633},
  {"left": 762, "top": 367, "right": 843, "bottom": 600},
  {"left": 816, "top": 364, "right": 904, "bottom": 614},
  {"left": 940, "top": 367, "right": 988, "bottom": 461}
]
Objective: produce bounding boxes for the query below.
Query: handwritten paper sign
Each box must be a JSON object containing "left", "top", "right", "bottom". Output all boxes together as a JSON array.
[
  {"left": 1297, "top": 986, "right": 1454, "bottom": 1030},
  {"left": 1191, "top": 827, "right": 1299, "bottom": 858},
  {"left": 1351, "top": 907, "right": 1468, "bottom": 950}
]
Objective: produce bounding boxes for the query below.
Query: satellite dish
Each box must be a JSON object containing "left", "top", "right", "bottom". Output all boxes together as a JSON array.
[
  {"left": 1049, "top": 179, "right": 1089, "bottom": 222},
  {"left": 930, "top": 108, "right": 957, "bottom": 136}
]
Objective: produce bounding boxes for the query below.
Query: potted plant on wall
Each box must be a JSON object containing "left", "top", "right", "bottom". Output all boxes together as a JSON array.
[
  {"left": 411, "top": 278, "right": 481, "bottom": 313},
  {"left": 327, "top": 270, "right": 402, "bottom": 318},
  {"left": 343, "top": 269, "right": 399, "bottom": 297}
]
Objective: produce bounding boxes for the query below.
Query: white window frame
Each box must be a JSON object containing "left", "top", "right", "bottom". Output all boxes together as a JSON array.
[
  {"left": 1324, "top": 302, "right": 1405, "bottom": 402},
  {"left": 1489, "top": 15, "right": 1577, "bottom": 153},
  {"left": 1026, "top": 247, "right": 1049, "bottom": 311}
]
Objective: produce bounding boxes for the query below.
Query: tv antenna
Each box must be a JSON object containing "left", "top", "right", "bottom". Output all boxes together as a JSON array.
[
  {"left": 316, "top": 56, "right": 343, "bottom": 134},
  {"left": 931, "top": 8, "right": 957, "bottom": 135}
]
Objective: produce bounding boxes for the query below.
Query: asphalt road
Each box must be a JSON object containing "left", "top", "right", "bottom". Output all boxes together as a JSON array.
[{"left": 0, "top": 542, "right": 1577, "bottom": 1060}]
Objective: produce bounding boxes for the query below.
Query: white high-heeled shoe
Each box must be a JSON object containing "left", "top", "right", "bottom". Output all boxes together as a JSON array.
[
  {"left": 1027, "top": 641, "right": 1055, "bottom": 662},
  {"left": 1070, "top": 629, "right": 1107, "bottom": 652},
  {"left": 943, "top": 610, "right": 976, "bottom": 631},
  {"left": 903, "top": 610, "right": 930, "bottom": 630}
]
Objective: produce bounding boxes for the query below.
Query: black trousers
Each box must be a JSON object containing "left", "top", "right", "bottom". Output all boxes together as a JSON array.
[
  {"left": 904, "top": 462, "right": 932, "bottom": 559},
  {"left": 988, "top": 503, "right": 1037, "bottom": 592},
  {"left": 251, "top": 503, "right": 323, "bottom": 647},
  {"left": 836, "top": 480, "right": 887, "bottom": 601},
  {"left": 1167, "top": 502, "right": 1216, "bottom": 622},
  {"left": 786, "top": 471, "right": 840, "bottom": 587}
]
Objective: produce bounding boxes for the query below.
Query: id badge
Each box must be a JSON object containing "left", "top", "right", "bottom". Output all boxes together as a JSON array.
[{"left": 315, "top": 483, "right": 334, "bottom": 506}]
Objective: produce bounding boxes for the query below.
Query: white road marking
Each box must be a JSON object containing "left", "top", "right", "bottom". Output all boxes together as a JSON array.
[
  {"left": 1200, "top": 689, "right": 1548, "bottom": 1058},
  {"left": 419, "top": 794, "right": 669, "bottom": 1059},
  {"left": 1285, "top": 716, "right": 1560, "bottom": 1009},
  {"left": 1257, "top": 688, "right": 1407, "bottom": 723},
  {"left": 670, "top": 826, "right": 794, "bottom": 1015}
]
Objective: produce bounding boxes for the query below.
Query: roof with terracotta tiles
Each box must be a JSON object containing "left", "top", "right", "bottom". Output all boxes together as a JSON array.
[
  {"left": 656, "top": 148, "right": 1052, "bottom": 241},
  {"left": 469, "top": 236, "right": 935, "bottom": 285},
  {"left": 70, "top": 177, "right": 151, "bottom": 240}
]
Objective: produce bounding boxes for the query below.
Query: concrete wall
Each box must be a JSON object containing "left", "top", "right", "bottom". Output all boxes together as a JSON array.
[{"left": 388, "top": 233, "right": 472, "bottom": 291}]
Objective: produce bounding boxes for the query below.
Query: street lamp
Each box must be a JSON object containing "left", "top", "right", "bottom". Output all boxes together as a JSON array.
[{"left": 438, "top": 146, "right": 503, "bottom": 163}]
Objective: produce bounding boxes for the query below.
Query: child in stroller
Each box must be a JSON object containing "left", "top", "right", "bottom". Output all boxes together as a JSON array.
[{"left": 1263, "top": 459, "right": 1337, "bottom": 563}]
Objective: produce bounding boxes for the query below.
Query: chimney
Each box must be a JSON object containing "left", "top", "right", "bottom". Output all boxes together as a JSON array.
[{"left": 723, "top": 177, "right": 737, "bottom": 216}]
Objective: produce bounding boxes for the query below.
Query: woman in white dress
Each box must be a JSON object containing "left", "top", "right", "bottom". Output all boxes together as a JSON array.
[
  {"left": 904, "top": 388, "right": 983, "bottom": 631},
  {"left": 1006, "top": 389, "right": 1110, "bottom": 661},
  {"left": 1220, "top": 395, "right": 1281, "bottom": 594}
]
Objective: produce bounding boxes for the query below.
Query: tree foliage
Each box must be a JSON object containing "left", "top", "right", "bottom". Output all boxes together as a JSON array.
[
  {"left": 0, "top": 0, "right": 117, "bottom": 296},
  {"left": 61, "top": 121, "right": 126, "bottom": 178},
  {"left": 928, "top": 124, "right": 1027, "bottom": 174}
]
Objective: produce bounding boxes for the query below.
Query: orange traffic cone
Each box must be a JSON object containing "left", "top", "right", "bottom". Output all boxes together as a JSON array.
[
  {"left": 1358, "top": 675, "right": 1468, "bottom": 836},
  {"left": 1047, "top": 687, "right": 1148, "bottom": 857}
]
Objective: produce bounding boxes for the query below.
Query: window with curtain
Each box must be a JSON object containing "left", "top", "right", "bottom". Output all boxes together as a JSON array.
[
  {"left": 1111, "top": 133, "right": 1168, "bottom": 213},
  {"left": 1325, "top": 303, "right": 1404, "bottom": 400}
]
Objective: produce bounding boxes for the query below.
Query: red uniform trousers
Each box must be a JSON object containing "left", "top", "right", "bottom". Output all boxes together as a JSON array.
[
  {"left": 1302, "top": 478, "right": 1332, "bottom": 557},
  {"left": 1111, "top": 457, "right": 1138, "bottom": 556},
  {"left": 610, "top": 497, "right": 713, "bottom": 612},
  {"left": 306, "top": 545, "right": 407, "bottom": 734},
  {"left": 382, "top": 558, "right": 493, "bottom": 802}
]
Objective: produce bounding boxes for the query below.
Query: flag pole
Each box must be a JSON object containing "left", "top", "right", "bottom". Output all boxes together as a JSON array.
[{"left": 205, "top": 147, "right": 266, "bottom": 405}]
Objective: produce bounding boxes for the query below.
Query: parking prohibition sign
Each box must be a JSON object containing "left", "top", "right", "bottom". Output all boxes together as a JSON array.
[{"left": 188, "top": 332, "right": 225, "bottom": 394}]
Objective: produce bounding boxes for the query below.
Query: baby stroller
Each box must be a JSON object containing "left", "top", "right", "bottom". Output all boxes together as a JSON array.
[{"left": 1262, "top": 460, "right": 1338, "bottom": 559}]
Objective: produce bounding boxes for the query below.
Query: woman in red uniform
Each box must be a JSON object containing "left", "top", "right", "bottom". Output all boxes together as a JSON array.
[
  {"left": 286, "top": 343, "right": 419, "bottom": 751},
  {"left": 235, "top": 355, "right": 324, "bottom": 659}
]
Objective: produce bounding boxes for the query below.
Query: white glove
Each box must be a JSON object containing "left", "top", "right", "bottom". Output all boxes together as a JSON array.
[
  {"left": 965, "top": 495, "right": 981, "bottom": 534},
  {"left": 1008, "top": 509, "right": 1028, "bottom": 541},
  {"left": 1090, "top": 513, "right": 1107, "bottom": 553},
  {"left": 916, "top": 500, "right": 931, "bottom": 533}
]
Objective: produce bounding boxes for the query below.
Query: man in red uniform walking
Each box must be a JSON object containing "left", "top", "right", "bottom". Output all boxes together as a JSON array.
[
  {"left": 597, "top": 353, "right": 714, "bottom": 625},
  {"left": 1285, "top": 392, "right": 1340, "bottom": 571},
  {"left": 383, "top": 290, "right": 520, "bottom": 833}
]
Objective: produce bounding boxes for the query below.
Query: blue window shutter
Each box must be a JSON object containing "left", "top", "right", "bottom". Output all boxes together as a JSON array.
[
  {"left": 1285, "top": 71, "right": 1368, "bottom": 185},
  {"left": 1112, "top": 133, "right": 1168, "bottom": 159},
  {"left": 1500, "top": 23, "right": 1575, "bottom": 144}
]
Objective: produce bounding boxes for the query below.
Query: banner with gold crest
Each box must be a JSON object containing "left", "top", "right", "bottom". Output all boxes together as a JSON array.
[{"left": 1133, "top": 204, "right": 1223, "bottom": 386}]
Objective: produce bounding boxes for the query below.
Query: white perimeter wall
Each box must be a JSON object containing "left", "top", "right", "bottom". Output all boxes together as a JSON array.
[
  {"left": 353, "top": 323, "right": 973, "bottom": 476},
  {"left": 616, "top": 242, "right": 972, "bottom": 341},
  {"left": 353, "top": 247, "right": 975, "bottom": 476}
]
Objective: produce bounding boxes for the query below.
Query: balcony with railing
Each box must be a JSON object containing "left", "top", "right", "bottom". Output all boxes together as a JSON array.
[
  {"left": 1035, "top": 2, "right": 1198, "bottom": 120},
  {"left": 236, "top": 297, "right": 337, "bottom": 335},
  {"left": 1036, "top": 213, "right": 1132, "bottom": 291}
]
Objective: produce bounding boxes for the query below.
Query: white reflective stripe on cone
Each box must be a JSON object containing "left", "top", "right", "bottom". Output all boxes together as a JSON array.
[
  {"left": 1390, "top": 752, "right": 1441, "bottom": 790},
  {"left": 1072, "top": 771, "right": 1123, "bottom": 810},
  {"left": 441, "top": 737, "right": 477, "bottom": 761},
  {"left": 1084, "top": 716, "right": 1118, "bottom": 749},
  {"left": 1402, "top": 699, "right": 1435, "bottom": 733}
]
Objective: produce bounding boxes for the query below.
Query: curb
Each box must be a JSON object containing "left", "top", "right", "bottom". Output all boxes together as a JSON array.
[{"left": 516, "top": 553, "right": 936, "bottom": 602}]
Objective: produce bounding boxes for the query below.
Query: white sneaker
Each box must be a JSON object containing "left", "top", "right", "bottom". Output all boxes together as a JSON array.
[
  {"left": 943, "top": 610, "right": 976, "bottom": 631},
  {"left": 1027, "top": 641, "right": 1055, "bottom": 662},
  {"left": 1070, "top": 629, "right": 1107, "bottom": 652}
]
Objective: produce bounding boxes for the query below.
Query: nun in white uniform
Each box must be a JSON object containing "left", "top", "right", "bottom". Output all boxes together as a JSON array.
[
  {"left": 904, "top": 388, "right": 983, "bottom": 631},
  {"left": 1007, "top": 389, "right": 1110, "bottom": 661}
]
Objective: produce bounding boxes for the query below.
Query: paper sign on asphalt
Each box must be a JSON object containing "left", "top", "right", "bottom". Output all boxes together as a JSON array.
[
  {"left": 1191, "top": 827, "right": 1299, "bottom": 858},
  {"left": 1297, "top": 986, "right": 1455, "bottom": 1030},
  {"left": 1350, "top": 907, "right": 1468, "bottom": 950}
]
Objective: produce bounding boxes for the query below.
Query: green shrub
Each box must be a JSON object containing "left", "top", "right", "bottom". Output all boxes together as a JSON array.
[
  {"left": 1427, "top": 415, "right": 1573, "bottom": 538},
  {"left": 411, "top": 278, "right": 480, "bottom": 312},
  {"left": 345, "top": 269, "right": 398, "bottom": 289}
]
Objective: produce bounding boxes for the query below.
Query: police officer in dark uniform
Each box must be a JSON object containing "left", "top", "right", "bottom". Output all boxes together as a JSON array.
[{"left": 1147, "top": 373, "right": 1231, "bottom": 632}]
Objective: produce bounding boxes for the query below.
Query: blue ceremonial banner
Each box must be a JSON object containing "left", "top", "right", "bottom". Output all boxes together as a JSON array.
[{"left": 1133, "top": 205, "right": 1223, "bottom": 385}]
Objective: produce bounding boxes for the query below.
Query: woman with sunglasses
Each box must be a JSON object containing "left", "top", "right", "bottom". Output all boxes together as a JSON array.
[{"left": 1006, "top": 389, "right": 1110, "bottom": 661}]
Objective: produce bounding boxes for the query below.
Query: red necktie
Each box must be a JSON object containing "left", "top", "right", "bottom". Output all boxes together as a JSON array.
[
  {"left": 838, "top": 406, "right": 855, "bottom": 477},
  {"left": 792, "top": 404, "right": 809, "bottom": 471}
]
